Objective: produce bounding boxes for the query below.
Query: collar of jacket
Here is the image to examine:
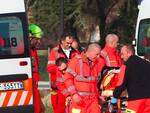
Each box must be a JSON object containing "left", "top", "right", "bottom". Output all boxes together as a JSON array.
[
  {"left": 57, "top": 45, "right": 76, "bottom": 53},
  {"left": 57, "top": 45, "right": 76, "bottom": 59},
  {"left": 81, "top": 52, "right": 99, "bottom": 66},
  {"left": 104, "top": 45, "right": 117, "bottom": 53},
  {"left": 124, "top": 55, "right": 135, "bottom": 65}
]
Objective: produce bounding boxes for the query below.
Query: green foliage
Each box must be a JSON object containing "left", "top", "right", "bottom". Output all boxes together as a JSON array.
[
  {"left": 26, "top": 0, "right": 86, "bottom": 40},
  {"left": 38, "top": 50, "right": 49, "bottom": 81},
  {"left": 32, "top": 0, "right": 60, "bottom": 39},
  {"left": 45, "top": 105, "right": 53, "bottom": 113},
  {"left": 64, "top": 0, "right": 86, "bottom": 28},
  {"left": 109, "top": 0, "right": 138, "bottom": 44},
  {"left": 26, "top": 0, "right": 138, "bottom": 45}
]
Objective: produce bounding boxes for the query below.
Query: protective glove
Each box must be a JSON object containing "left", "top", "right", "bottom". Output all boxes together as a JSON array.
[
  {"left": 72, "top": 93, "right": 83, "bottom": 105},
  {"left": 110, "top": 97, "right": 118, "bottom": 104},
  {"left": 50, "top": 91, "right": 57, "bottom": 95},
  {"left": 50, "top": 89, "right": 57, "bottom": 95}
]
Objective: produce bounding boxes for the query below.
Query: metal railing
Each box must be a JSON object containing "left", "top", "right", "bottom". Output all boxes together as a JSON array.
[{"left": 38, "top": 81, "right": 50, "bottom": 90}]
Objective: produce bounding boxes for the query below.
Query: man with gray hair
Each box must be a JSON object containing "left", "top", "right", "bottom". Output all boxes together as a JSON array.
[
  {"left": 99, "top": 34, "right": 122, "bottom": 97},
  {"left": 64, "top": 43, "right": 105, "bottom": 113},
  {"left": 105, "top": 34, "right": 118, "bottom": 48},
  {"left": 101, "top": 34, "right": 122, "bottom": 67}
]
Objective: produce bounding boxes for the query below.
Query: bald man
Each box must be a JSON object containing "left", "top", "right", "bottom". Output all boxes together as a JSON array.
[
  {"left": 99, "top": 34, "right": 122, "bottom": 94},
  {"left": 64, "top": 43, "right": 105, "bottom": 113},
  {"left": 101, "top": 34, "right": 122, "bottom": 67}
]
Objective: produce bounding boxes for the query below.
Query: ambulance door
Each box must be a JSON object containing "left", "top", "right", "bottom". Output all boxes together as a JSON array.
[
  {"left": 134, "top": 0, "right": 150, "bottom": 56},
  {"left": 0, "top": 13, "right": 34, "bottom": 113}
]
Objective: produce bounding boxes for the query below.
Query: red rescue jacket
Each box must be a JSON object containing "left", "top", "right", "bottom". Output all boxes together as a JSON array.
[
  {"left": 101, "top": 45, "right": 122, "bottom": 67},
  {"left": 100, "top": 46, "right": 122, "bottom": 90},
  {"left": 64, "top": 53, "right": 105, "bottom": 96},
  {"left": 47, "top": 45, "right": 77, "bottom": 89},
  {"left": 56, "top": 70, "right": 69, "bottom": 97},
  {"left": 31, "top": 48, "right": 40, "bottom": 81}
]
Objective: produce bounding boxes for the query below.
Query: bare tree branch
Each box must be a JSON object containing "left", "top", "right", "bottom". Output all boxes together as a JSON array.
[
  {"left": 105, "top": 0, "right": 119, "bottom": 17},
  {"left": 25, "top": 0, "right": 30, "bottom": 11},
  {"left": 25, "top": 0, "right": 38, "bottom": 11},
  {"left": 87, "top": 0, "right": 93, "bottom": 7}
]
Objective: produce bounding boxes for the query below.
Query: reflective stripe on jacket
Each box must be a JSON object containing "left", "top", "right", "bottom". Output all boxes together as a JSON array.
[
  {"left": 100, "top": 46, "right": 122, "bottom": 90},
  {"left": 56, "top": 70, "right": 69, "bottom": 97},
  {"left": 101, "top": 45, "right": 122, "bottom": 67}
]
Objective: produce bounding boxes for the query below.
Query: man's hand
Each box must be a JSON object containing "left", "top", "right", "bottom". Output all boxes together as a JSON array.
[
  {"left": 72, "top": 93, "right": 82, "bottom": 104},
  {"left": 65, "top": 96, "right": 72, "bottom": 106},
  {"left": 58, "top": 63, "right": 67, "bottom": 71},
  {"left": 66, "top": 96, "right": 71, "bottom": 102}
]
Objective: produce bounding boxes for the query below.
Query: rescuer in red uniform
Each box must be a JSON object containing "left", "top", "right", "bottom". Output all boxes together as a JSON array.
[
  {"left": 100, "top": 34, "right": 122, "bottom": 93},
  {"left": 64, "top": 43, "right": 105, "bottom": 113},
  {"left": 55, "top": 57, "right": 71, "bottom": 113},
  {"left": 101, "top": 34, "right": 122, "bottom": 68},
  {"left": 29, "top": 24, "right": 45, "bottom": 113},
  {"left": 47, "top": 32, "right": 77, "bottom": 113}
]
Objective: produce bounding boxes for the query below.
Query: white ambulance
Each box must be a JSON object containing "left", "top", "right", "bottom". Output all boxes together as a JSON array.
[
  {"left": 0, "top": 0, "right": 34, "bottom": 113},
  {"left": 134, "top": 0, "right": 150, "bottom": 56}
]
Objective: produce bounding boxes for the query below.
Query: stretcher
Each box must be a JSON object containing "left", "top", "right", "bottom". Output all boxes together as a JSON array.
[
  {"left": 100, "top": 96, "right": 127, "bottom": 113},
  {"left": 99, "top": 69, "right": 128, "bottom": 113}
]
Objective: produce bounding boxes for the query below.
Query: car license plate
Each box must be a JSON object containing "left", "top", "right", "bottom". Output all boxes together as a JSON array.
[{"left": 0, "top": 82, "right": 24, "bottom": 91}]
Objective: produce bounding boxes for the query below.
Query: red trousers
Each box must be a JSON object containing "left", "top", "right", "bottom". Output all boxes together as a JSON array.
[
  {"left": 51, "top": 90, "right": 66, "bottom": 113},
  {"left": 127, "top": 98, "right": 150, "bottom": 113},
  {"left": 69, "top": 96, "right": 100, "bottom": 113},
  {"left": 33, "top": 81, "right": 41, "bottom": 113}
]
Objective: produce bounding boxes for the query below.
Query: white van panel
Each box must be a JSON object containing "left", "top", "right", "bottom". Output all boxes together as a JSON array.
[
  {"left": 0, "top": 58, "right": 32, "bottom": 78},
  {"left": 138, "top": 0, "right": 150, "bottom": 20},
  {"left": 135, "top": 0, "right": 150, "bottom": 56},
  {"left": 0, "top": 0, "right": 25, "bottom": 14}
]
